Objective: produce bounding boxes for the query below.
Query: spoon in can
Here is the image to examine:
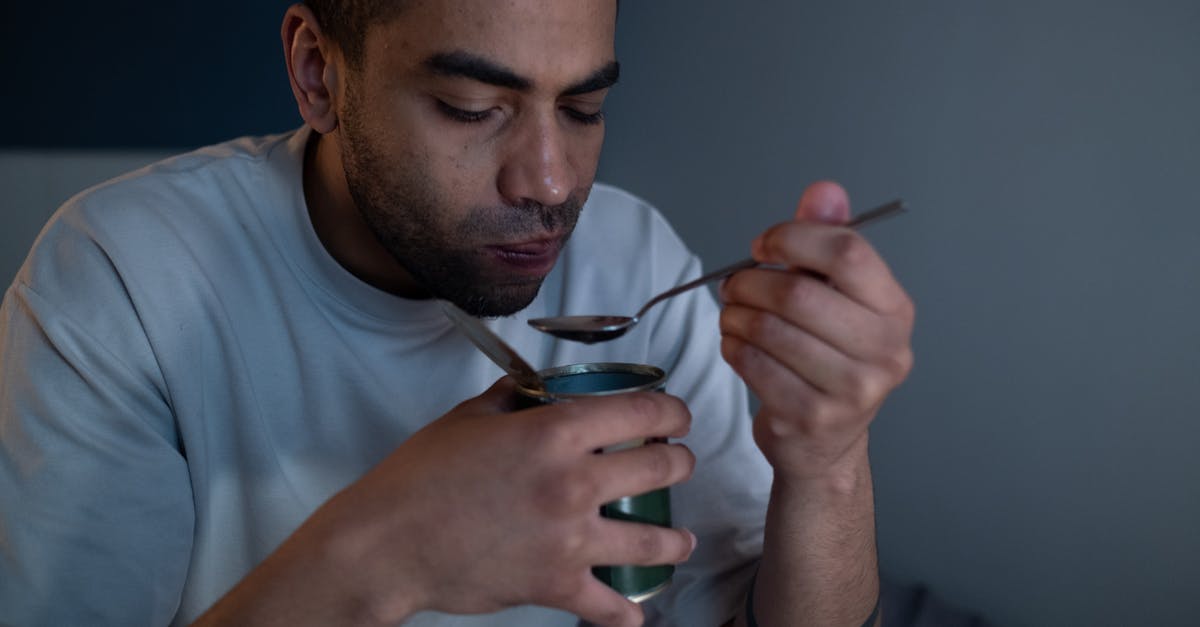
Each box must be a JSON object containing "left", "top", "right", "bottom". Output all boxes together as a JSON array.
[
  {"left": 442, "top": 301, "right": 546, "bottom": 392},
  {"left": 527, "top": 199, "right": 908, "bottom": 344}
]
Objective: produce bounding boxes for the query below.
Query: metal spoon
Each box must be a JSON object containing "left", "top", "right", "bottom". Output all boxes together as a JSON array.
[
  {"left": 441, "top": 301, "right": 546, "bottom": 392},
  {"left": 527, "top": 199, "right": 908, "bottom": 343}
]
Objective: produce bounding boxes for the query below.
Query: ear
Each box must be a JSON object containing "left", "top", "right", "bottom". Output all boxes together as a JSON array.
[{"left": 282, "top": 4, "right": 341, "bottom": 134}]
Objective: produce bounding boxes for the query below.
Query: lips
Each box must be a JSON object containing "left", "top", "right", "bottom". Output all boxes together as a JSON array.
[{"left": 486, "top": 236, "right": 565, "bottom": 276}]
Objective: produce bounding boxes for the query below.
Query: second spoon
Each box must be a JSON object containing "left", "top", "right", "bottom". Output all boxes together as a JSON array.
[{"left": 527, "top": 199, "right": 907, "bottom": 343}]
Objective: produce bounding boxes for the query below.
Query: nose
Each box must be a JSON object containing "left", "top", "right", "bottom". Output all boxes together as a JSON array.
[{"left": 497, "top": 113, "right": 577, "bottom": 208}]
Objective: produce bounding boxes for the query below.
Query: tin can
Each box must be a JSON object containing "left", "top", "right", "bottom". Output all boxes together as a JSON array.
[{"left": 516, "top": 362, "right": 674, "bottom": 603}]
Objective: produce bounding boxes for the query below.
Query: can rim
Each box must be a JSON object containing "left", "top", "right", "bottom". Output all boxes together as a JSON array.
[{"left": 517, "top": 362, "right": 667, "bottom": 401}]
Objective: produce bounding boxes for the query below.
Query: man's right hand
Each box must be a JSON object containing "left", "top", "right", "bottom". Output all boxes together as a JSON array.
[{"left": 194, "top": 377, "right": 696, "bottom": 627}]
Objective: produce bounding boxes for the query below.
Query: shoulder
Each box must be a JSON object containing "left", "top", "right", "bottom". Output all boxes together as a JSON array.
[
  {"left": 50, "top": 132, "right": 291, "bottom": 244},
  {"left": 16, "top": 132, "right": 296, "bottom": 286},
  {"left": 11, "top": 132, "right": 301, "bottom": 332}
]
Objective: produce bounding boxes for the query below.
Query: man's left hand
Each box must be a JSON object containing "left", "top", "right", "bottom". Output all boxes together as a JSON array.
[{"left": 719, "top": 181, "right": 914, "bottom": 481}]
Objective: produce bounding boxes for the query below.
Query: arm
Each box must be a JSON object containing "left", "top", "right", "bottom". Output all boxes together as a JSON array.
[
  {"left": 0, "top": 282, "right": 194, "bottom": 626},
  {"left": 719, "top": 182, "right": 913, "bottom": 626},
  {"left": 731, "top": 442, "right": 881, "bottom": 627},
  {"left": 193, "top": 379, "right": 698, "bottom": 627},
  {"left": 0, "top": 233, "right": 696, "bottom": 626}
]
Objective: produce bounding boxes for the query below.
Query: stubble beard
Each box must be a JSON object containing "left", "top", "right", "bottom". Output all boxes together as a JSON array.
[{"left": 339, "top": 89, "right": 586, "bottom": 317}]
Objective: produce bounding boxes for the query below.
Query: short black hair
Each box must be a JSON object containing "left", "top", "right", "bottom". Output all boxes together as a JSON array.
[
  {"left": 304, "top": 0, "right": 618, "bottom": 69},
  {"left": 303, "top": 0, "right": 409, "bottom": 68}
]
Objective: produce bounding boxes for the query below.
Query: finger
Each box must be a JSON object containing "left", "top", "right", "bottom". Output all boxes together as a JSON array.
[
  {"left": 720, "top": 333, "right": 826, "bottom": 421},
  {"left": 555, "top": 574, "right": 644, "bottom": 627},
  {"left": 530, "top": 392, "right": 692, "bottom": 453},
  {"left": 751, "top": 223, "right": 908, "bottom": 315},
  {"left": 585, "top": 442, "right": 696, "bottom": 504},
  {"left": 586, "top": 518, "right": 697, "bottom": 567},
  {"left": 720, "top": 302, "right": 851, "bottom": 395},
  {"left": 721, "top": 305, "right": 895, "bottom": 411},
  {"left": 795, "top": 180, "right": 851, "bottom": 224},
  {"left": 721, "top": 268, "right": 895, "bottom": 362},
  {"left": 446, "top": 376, "right": 522, "bottom": 416}
]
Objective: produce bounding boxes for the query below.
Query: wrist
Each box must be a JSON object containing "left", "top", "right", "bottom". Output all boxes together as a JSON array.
[
  {"left": 193, "top": 520, "right": 408, "bottom": 627},
  {"left": 772, "top": 433, "right": 872, "bottom": 498},
  {"left": 311, "top": 496, "right": 427, "bottom": 625}
]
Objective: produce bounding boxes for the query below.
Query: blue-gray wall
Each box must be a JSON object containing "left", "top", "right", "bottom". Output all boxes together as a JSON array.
[
  {"left": 3, "top": 3, "right": 1199, "bottom": 626},
  {"left": 597, "top": 2, "right": 1200, "bottom": 626}
]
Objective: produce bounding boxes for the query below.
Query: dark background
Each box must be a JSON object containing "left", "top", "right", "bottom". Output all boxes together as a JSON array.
[{"left": 2, "top": 2, "right": 297, "bottom": 148}]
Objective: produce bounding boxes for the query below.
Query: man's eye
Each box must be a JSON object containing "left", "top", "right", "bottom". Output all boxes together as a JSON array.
[
  {"left": 563, "top": 107, "right": 605, "bottom": 126},
  {"left": 436, "top": 101, "right": 493, "bottom": 124}
]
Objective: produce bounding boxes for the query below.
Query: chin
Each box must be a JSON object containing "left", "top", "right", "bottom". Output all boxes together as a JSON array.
[{"left": 445, "top": 281, "right": 544, "bottom": 318}]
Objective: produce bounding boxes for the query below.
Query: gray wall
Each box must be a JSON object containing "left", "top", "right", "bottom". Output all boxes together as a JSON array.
[
  {"left": 597, "top": 2, "right": 1200, "bottom": 626},
  {"left": 2, "top": 2, "right": 1198, "bottom": 626},
  {"left": 1, "top": 152, "right": 170, "bottom": 286}
]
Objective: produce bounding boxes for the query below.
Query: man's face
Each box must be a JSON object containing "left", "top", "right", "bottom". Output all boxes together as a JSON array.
[{"left": 336, "top": 0, "right": 618, "bottom": 316}]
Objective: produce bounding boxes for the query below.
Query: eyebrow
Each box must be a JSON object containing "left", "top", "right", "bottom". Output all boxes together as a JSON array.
[{"left": 424, "top": 51, "right": 620, "bottom": 96}]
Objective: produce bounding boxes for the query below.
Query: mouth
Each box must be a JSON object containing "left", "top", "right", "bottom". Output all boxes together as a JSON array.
[{"left": 485, "top": 236, "right": 565, "bottom": 277}]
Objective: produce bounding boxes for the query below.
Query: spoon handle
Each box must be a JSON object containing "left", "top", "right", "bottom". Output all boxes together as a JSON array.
[
  {"left": 634, "top": 257, "right": 759, "bottom": 320},
  {"left": 632, "top": 199, "right": 907, "bottom": 321},
  {"left": 441, "top": 301, "right": 546, "bottom": 392}
]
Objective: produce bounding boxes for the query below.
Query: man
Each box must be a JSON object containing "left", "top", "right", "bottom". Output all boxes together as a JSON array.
[{"left": 0, "top": 1, "right": 913, "bottom": 625}]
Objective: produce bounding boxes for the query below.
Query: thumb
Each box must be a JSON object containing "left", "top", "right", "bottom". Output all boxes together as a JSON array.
[
  {"left": 470, "top": 375, "right": 524, "bottom": 413},
  {"left": 795, "top": 180, "right": 851, "bottom": 225}
]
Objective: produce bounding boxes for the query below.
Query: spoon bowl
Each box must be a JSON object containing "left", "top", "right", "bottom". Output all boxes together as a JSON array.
[
  {"left": 528, "top": 199, "right": 907, "bottom": 343},
  {"left": 527, "top": 315, "right": 641, "bottom": 344}
]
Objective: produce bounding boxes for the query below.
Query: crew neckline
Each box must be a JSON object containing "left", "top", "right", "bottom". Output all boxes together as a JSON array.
[{"left": 261, "top": 126, "right": 450, "bottom": 327}]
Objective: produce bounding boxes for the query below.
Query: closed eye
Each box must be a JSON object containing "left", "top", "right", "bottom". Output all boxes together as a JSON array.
[
  {"left": 436, "top": 100, "right": 494, "bottom": 124},
  {"left": 562, "top": 107, "right": 605, "bottom": 126}
]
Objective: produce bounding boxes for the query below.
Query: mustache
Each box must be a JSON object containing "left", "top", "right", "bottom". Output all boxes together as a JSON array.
[{"left": 463, "top": 195, "right": 586, "bottom": 238}]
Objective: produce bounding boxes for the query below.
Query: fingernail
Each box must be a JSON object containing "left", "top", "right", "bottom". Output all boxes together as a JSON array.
[
  {"left": 686, "top": 529, "right": 698, "bottom": 553},
  {"left": 815, "top": 203, "right": 842, "bottom": 224}
]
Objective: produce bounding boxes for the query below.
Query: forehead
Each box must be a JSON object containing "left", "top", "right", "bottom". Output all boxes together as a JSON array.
[{"left": 361, "top": 0, "right": 618, "bottom": 88}]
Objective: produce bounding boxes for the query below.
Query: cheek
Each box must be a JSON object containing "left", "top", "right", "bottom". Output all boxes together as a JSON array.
[{"left": 567, "top": 131, "right": 605, "bottom": 186}]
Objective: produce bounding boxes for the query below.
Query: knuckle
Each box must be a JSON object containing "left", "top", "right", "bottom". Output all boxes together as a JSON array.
[
  {"left": 534, "top": 469, "right": 595, "bottom": 516},
  {"left": 721, "top": 273, "right": 747, "bottom": 303},
  {"left": 549, "top": 525, "right": 589, "bottom": 562},
  {"left": 832, "top": 232, "right": 869, "bottom": 266},
  {"left": 640, "top": 392, "right": 689, "bottom": 436},
  {"left": 888, "top": 347, "right": 915, "bottom": 381},
  {"left": 634, "top": 527, "right": 665, "bottom": 559},
  {"left": 841, "top": 368, "right": 871, "bottom": 403},
  {"left": 643, "top": 445, "right": 676, "bottom": 485},
  {"left": 528, "top": 414, "right": 570, "bottom": 452},
  {"left": 781, "top": 276, "right": 815, "bottom": 311},
  {"left": 743, "top": 309, "right": 776, "bottom": 344},
  {"left": 804, "top": 400, "right": 840, "bottom": 436},
  {"left": 541, "top": 572, "right": 584, "bottom": 605},
  {"left": 735, "top": 342, "right": 765, "bottom": 375},
  {"left": 841, "top": 366, "right": 887, "bottom": 410},
  {"left": 626, "top": 392, "right": 661, "bottom": 424}
]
